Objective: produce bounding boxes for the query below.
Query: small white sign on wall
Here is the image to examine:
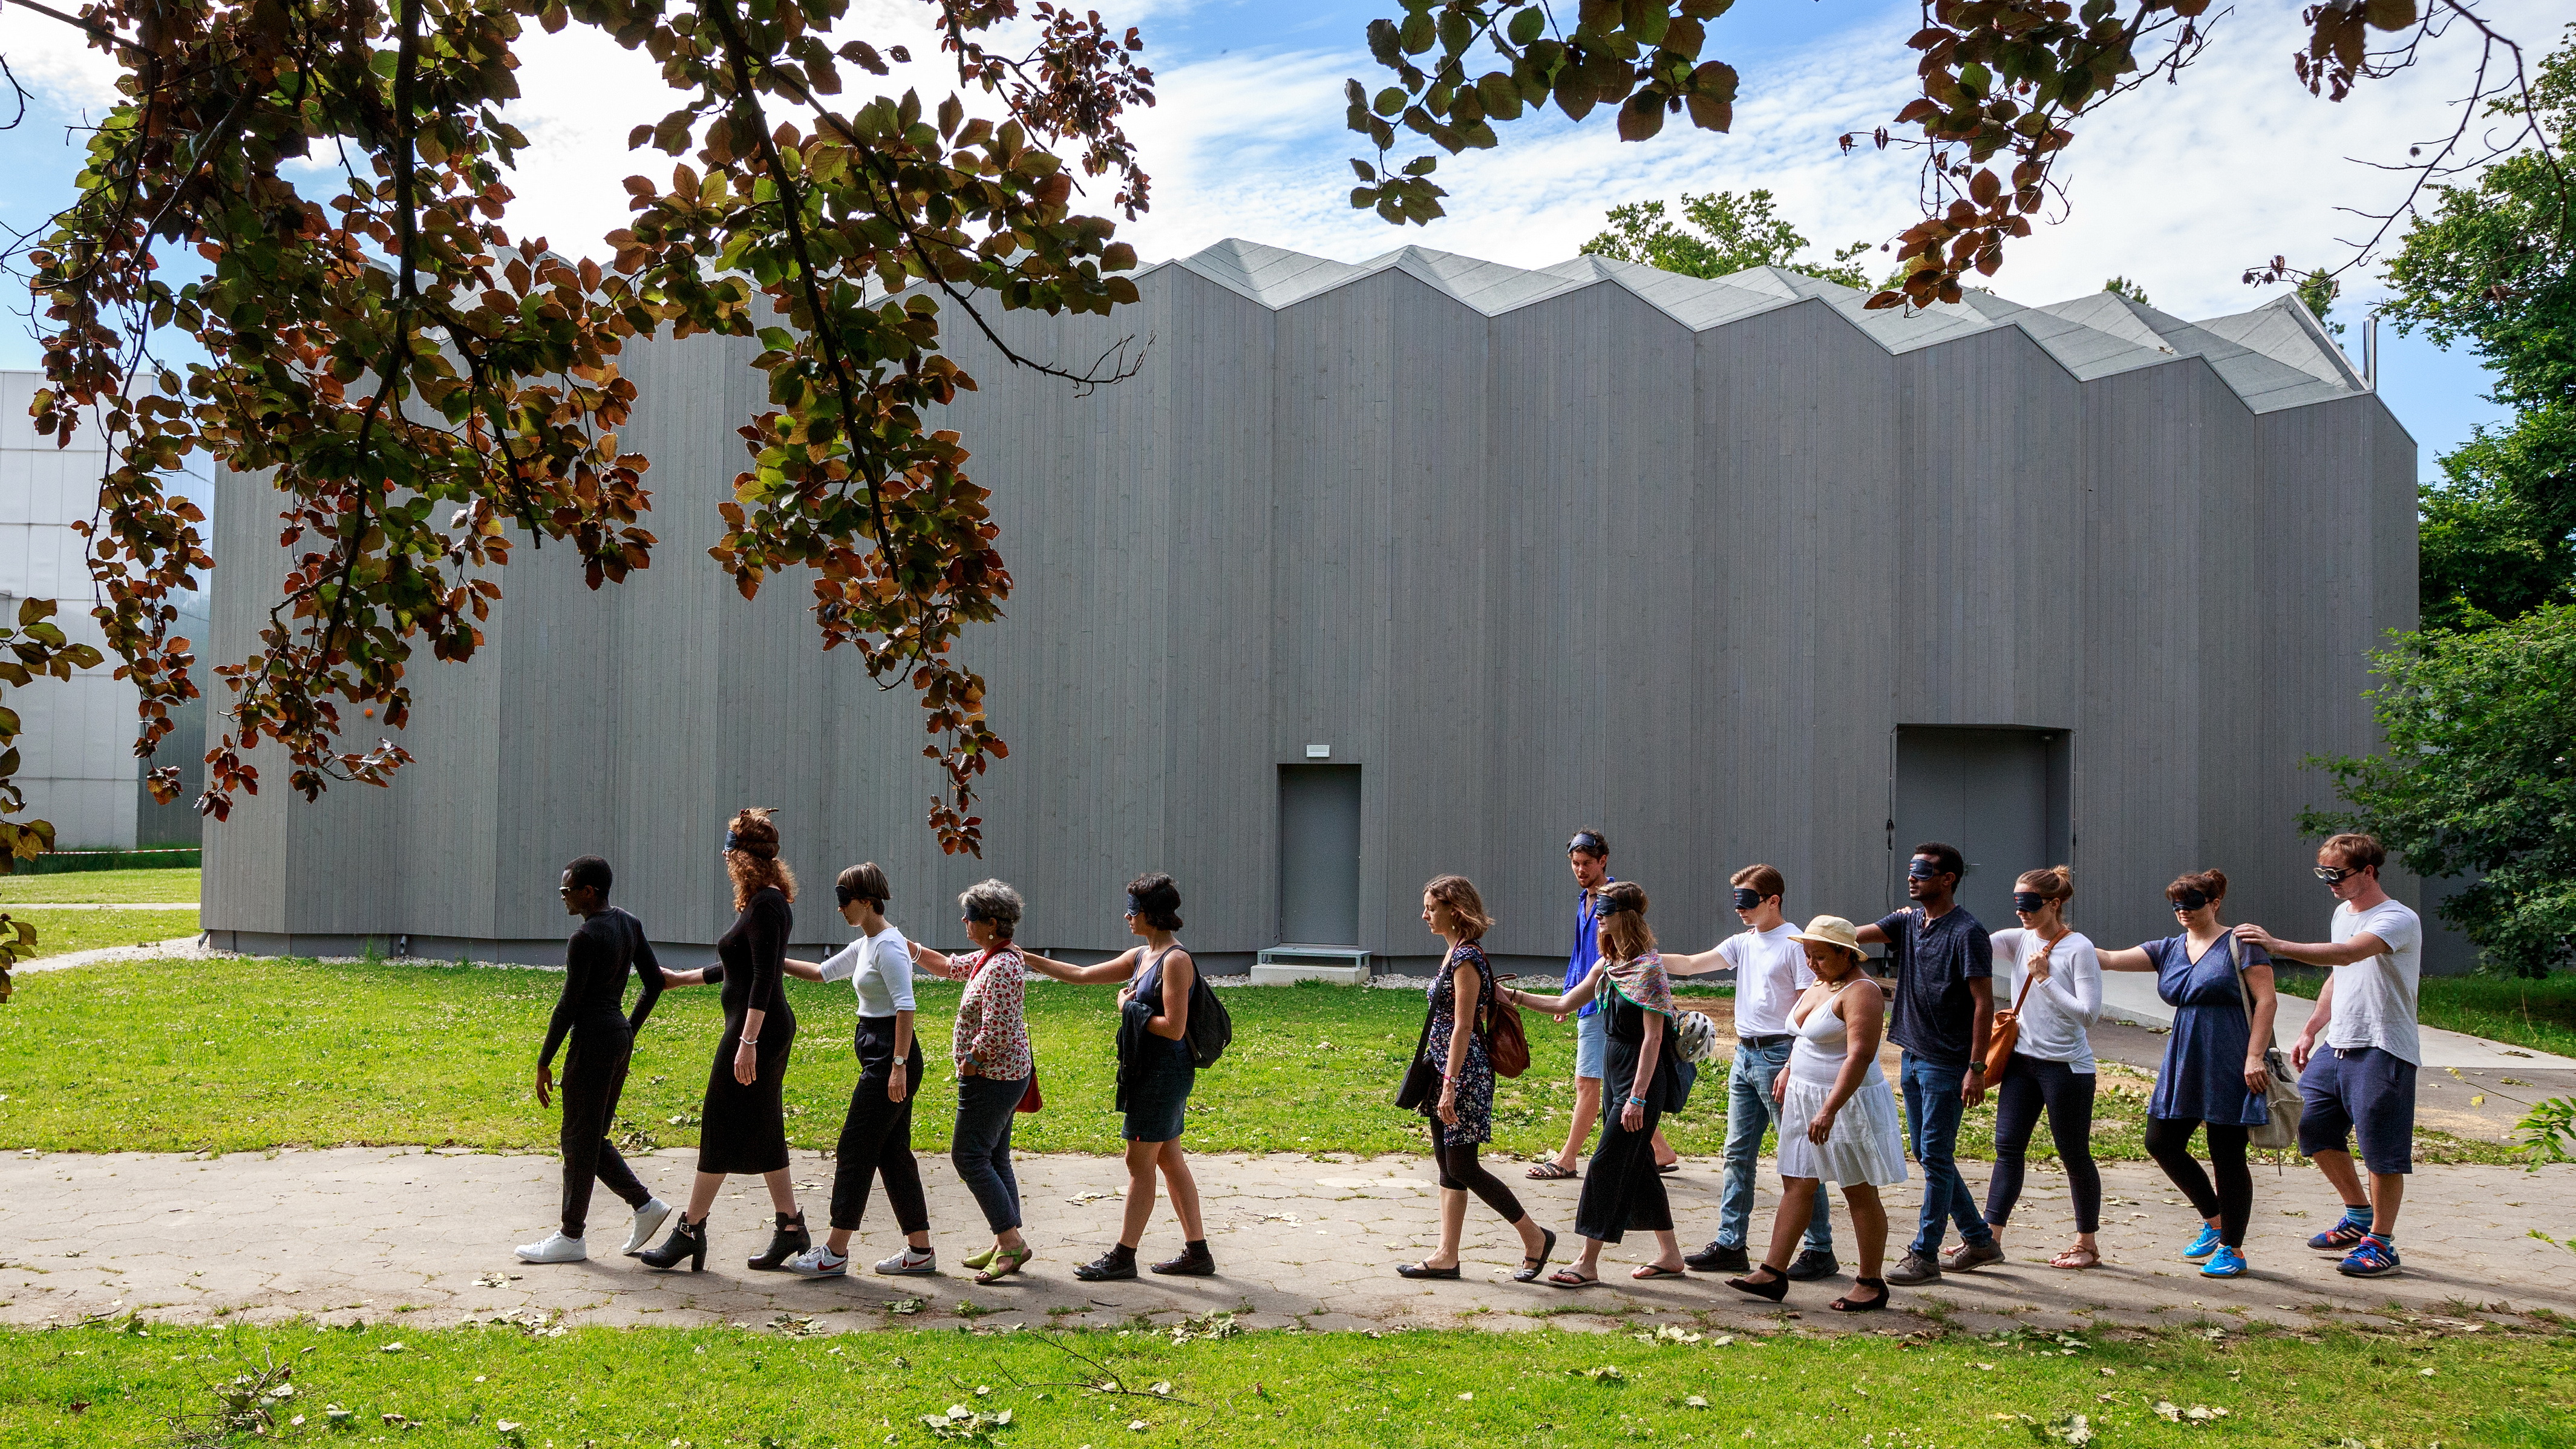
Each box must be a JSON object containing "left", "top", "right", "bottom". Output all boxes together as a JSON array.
[{"left": 1304, "top": 744, "right": 1330, "bottom": 759}]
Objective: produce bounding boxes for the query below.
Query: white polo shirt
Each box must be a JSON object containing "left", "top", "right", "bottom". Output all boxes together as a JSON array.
[{"left": 1722, "top": 923, "right": 1814, "bottom": 1039}]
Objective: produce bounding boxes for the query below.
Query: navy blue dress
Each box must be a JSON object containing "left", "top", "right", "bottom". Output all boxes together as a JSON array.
[
  {"left": 2142, "top": 934, "right": 2271, "bottom": 1128},
  {"left": 1115, "top": 946, "right": 1197, "bottom": 1142}
]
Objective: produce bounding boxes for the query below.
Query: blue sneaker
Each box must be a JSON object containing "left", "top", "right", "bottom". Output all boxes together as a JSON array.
[
  {"left": 2336, "top": 1235, "right": 2401, "bottom": 1277},
  {"left": 2200, "top": 1245, "right": 2247, "bottom": 1278},
  {"left": 2180, "top": 1225, "right": 2223, "bottom": 1261},
  {"left": 2309, "top": 1216, "right": 2371, "bottom": 1254}
]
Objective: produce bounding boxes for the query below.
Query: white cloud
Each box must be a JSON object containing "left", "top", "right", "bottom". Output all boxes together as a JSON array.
[{"left": 0, "top": 2, "right": 123, "bottom": 112}]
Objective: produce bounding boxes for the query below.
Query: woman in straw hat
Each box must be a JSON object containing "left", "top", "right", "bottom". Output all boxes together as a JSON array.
[
  {"left": 1724, "top": 915, "right": 1906, "bottom": 1311},
  {"left": 1500, "top": 881, "right": 1686, "bottom": 1286}
]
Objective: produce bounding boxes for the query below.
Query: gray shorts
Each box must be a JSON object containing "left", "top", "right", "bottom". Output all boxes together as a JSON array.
[
  {"left": 2298, "top": 1045, "right": 2416, "bottom": 1175},
  {"left": 1575, "top": 1009, "right": 1609, "bottom": 1081}
]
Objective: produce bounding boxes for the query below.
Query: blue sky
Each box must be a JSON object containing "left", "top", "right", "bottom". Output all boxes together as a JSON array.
[{"left": 1, "top": 0, "right": 2531, "bottom": 469}]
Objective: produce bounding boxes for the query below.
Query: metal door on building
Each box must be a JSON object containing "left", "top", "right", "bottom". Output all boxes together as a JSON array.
[
  {"left": 1891, "top": 727, "right": 2071, "bottom": 932},
  {"left": 1278, "top": 764, "right": 1362, "bottom": 946}
]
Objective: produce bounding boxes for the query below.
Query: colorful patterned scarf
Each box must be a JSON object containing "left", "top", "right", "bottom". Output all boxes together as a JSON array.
[{"left": 1603, "top": 951, "right": 1675, "bottom": 1018}]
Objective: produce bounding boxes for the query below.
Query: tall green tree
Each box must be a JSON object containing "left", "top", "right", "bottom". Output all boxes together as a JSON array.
[
  {"left": 1579, "top": 189, "right": 1871, "bottom": 287},
  {"left": 2303, "top": 604, "right": 2576, "bottom": 978},
  {"left": 2384, "top": 25, "right": 2575, "bottom": 632}
]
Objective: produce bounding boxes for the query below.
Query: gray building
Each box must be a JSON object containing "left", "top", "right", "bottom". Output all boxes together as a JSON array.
[
  {"left": 1, "top": 370, "right": 208, "bottom": 853},
  {"left": 201, "top": 240, "right": 2422, "bottom": 973}
]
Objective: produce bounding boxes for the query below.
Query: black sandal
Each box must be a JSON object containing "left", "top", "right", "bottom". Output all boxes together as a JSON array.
[
  {"left": 1512, "top": 1227, "right": 1560, "bottom": 1284},
  {"left": 1830, "top": 1277, "right": 1889, "bottom": 1312},
  {"left": 1396, "top": 1261, "right": 1462, "bottom": 1280},
  {"left": 1725, "top": 1266, "right": 1790, "bottom": 1302}
]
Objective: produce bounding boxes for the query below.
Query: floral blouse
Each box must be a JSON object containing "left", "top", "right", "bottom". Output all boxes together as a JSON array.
[{"left": 953, "top": 945, "right": 1035, "bottom": 1080}]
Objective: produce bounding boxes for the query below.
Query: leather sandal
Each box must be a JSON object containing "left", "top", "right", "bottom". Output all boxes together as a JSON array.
[
  {"left": 1830, "top": 1276, "right": 1889, "bottom": 1312},
  {"left": 1396, "top": 1261, "right": 1462, "bottom": 1280},
  {"left": 1512, "top": 1228, "right": 1560, "bottom": 1283},
  {"left": 975, "top": 1245, "right": 1035, "bottom": 1284}
]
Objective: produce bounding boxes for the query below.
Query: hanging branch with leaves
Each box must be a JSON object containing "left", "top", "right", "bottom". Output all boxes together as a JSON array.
[
  {"left": 1347, "top": 0, "right": 2561, "bottom": 312},
  {"left": 0, "top": 0, "right": 1156, "bottom": 941}
]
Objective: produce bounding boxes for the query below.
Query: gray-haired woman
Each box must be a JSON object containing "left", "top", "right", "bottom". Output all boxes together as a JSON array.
[{"left": 911, "top": 880, "right": 1037, "bottom": 1285}]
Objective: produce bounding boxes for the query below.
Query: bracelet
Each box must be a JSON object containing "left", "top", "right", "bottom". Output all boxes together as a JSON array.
[
  {"left": 739, "top": 1038, "right": 759, "bottom": 1048},
  {"left": 1626, "top": 1095, "right": 1646, "bottom": 1106}
]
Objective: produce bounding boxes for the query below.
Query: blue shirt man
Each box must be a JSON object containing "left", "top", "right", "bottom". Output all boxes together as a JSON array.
[
  {"left": 1531, "top": 829, "right": 1674, "bottom": 1180},
  {"left": 1857, "top": 841, "right": 1997, "bottom": 1284}
]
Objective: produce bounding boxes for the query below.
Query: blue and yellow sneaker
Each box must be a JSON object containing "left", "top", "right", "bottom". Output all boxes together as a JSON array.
[
  {"left": 2200, "top": 1244, "right": 2247, "bottom": 1278},
  {"left": 2180, "top": 1225, "right": 2223, "bottom": 1261},
  {"left": 2336, "top": 1234, "right": 2401, "bottom": 1277}
]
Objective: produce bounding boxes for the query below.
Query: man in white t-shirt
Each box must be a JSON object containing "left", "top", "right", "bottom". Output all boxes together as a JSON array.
[
  {"left": 1665, "top": 865, "right": 1836, "bottom": 1280},
  {"left": 2234, "top": 832, "right": 2422, "bottom": 1280}
]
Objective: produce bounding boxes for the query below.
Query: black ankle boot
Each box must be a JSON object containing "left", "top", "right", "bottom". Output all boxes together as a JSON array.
[
  {"left": 639, "top": 1214, "right": 707, "bottom": 1272},
  {"left": 747, "top": 1210, "right": 809, "bottom": 1271}
]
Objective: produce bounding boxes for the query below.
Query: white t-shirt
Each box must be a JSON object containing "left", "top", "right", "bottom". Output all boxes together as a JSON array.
[
  {"left": 2325, "top": 897, "right": 2422, "bottom": 1065},
  {"left": 1989, "top": 927, "right": 2102, "bottom": 1073},
  {"left": 818, "top": 923, "right": 916, "bottom": 1019},
  {"left": 1721, "top": 923, "right": 1815, "bottom": 1039}
]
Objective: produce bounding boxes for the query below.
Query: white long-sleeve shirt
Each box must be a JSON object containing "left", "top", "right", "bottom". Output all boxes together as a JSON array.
[
  {"left": 816, "top": 924, "right": 916, "bottom": 1019},
  {"left": 1990, "top": 927, "right": 2102, "bottom": 1073}
]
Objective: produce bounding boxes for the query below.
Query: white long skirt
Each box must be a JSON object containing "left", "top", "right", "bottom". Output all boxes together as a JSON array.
[{"left": 1776, "top": 1071, "right": 1909, "bottom": 1188}]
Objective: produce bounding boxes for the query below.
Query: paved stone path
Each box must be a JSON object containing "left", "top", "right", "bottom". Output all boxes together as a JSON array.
[{"left": 4, "top": 1147, "right": 2569, "bottom": 1338}]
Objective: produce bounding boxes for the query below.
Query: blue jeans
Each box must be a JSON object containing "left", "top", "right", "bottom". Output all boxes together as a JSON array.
[
  {"left": 952, "top": 1073, "right": 1027, "bottom": 1233},
  {"left": 1713, "top": 1038, "right": 1832, "bottom": 1255},
  {"left": 1900, "top": 1052, "right": 1992, "bottom": 1255}
]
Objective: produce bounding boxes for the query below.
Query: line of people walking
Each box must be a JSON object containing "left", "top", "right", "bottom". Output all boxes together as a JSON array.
[{"left": 512, "top": 810, "right": 2425, "bottom": 1302}]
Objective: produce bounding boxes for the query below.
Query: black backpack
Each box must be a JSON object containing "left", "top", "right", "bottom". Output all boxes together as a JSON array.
[{"left": 1185, "top": 969, "right": 1232, "bottom": 1068}]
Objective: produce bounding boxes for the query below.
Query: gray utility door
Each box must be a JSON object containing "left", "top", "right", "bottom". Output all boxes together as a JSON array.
[
  {"left": 1278, "top": 764, "right": 1362, "bottom": 946},
  {"left": 1891, "top": 727, "right": 2070, "bottom": 932}
]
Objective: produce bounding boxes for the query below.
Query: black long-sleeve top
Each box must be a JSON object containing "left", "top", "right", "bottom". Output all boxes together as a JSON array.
[
  {"left": 538, "top": 906, "right": 667, "bottom": 1069},
  {"left": 715, "top": 887, "right": 792, "bottom": 1019}
]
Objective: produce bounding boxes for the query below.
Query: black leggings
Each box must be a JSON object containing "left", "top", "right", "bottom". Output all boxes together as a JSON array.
[
  {"left": 2143, "top": 1116, "right": 2252, "bottom": 1247},
  {"left": 1984, "top": 1056, "right": 2101, "bottom": 1234},
  {"left": 1431, "top": 1136, "right": 1528, "bottom": 1226}
]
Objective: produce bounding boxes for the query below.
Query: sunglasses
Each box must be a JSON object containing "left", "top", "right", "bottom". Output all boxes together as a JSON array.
[
  {"left": 2313, "top": 865, "right": 2357, "bottom": 885},
  {"left": 2168, "top": 889, "right": 2212, "bottom": 912},
  {"left": 2012, "top": 891, "right": 2046, "bottom": 913},
  {"left": 1731, "top": 887, "right": 1763, "bottom": 911}
]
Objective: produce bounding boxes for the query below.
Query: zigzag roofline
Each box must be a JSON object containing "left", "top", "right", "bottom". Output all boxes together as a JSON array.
[{"left": 1143, "top": 238, "right": 2379, "bottom": 419}]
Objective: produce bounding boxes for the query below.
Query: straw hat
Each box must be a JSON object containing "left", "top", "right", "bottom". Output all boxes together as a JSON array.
[{"left": 1788, "top": 915, "right": 1866, "bottom": 963}]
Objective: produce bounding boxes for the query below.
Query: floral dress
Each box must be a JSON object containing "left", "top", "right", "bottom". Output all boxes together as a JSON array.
[{"left": 1419, "top": 942, "right": 1499, "bottom": 1146}]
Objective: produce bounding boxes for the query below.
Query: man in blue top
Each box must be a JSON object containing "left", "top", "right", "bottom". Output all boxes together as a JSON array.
[
  {"left": 1857, "top": 841, "right": 1997, "bottom": 1286},
  {"left": 1526, "top": 829, "right": 1676, "bottom": 1180}
]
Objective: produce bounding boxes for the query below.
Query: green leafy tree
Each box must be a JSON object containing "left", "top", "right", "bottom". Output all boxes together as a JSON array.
[
  {"left": 1579, "top": 189, "right": 1871, "bottom": 287},
  {"left": 2384, "top": 24, "right": 2576, "bottom": 632},
  {"left": 1347, "top": 0, "right": 2557, "bottom": 314},
  {"left": 2302, "top": 604, "right": 2576, "bottom": 979},
  {"left": 0, "top": 0, "right": 1159, "bottom": 925},
  {"left": 2102, "top": 276, "right": 2149, "bottom": 306}
]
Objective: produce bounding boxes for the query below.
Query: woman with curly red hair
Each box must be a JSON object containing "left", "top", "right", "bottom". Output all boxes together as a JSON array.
[{"left": 641, "top": 808, "right": 810, "bottom": 1272}]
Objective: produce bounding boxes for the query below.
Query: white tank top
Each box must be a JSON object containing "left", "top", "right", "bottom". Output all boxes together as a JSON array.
[{"left": 1788, "top": 986, "right": 1857, "bottom": 1090}]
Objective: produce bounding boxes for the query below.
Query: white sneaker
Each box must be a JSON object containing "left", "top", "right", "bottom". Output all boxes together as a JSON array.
[
  {"left": 514, "top": 1231, "right": 589, "bottom": 1264},
  {"left": 874, "top": 1246, "right": 937, "bottom": 1275},
  {"left": 782, "top": 1245, "right": 849, "bottom": 1278},
  {"left": 623, "top": 1199, "right": 674, "bottom": 1257}
]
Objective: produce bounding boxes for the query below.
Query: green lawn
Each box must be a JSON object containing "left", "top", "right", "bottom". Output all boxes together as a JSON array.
[
  {"left": 0, "top": 957, "right": 2514, "bottom": 1163},
  {"left": 0, "top": 866, "right": 201, "bottom": 905},
  {"left": 2, "top": 1318, "right": 2566, "bottom": 1449},
  {"left": 5, "top": 908, "right": 200, "bottom": 958},
  {"left": 2279, "top": 969, "right": 2576, "bottom": 1060}
]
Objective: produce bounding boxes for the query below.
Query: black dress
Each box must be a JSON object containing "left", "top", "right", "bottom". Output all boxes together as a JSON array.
[
  {"left": 1574, "top": 985, "right": 1683, "bottom": 1243},
  {"left": 698, "top": 886, "right": 797, "bottom": 1176}
]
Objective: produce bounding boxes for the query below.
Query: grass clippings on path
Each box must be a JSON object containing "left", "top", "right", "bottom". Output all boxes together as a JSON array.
[
  {"left": 0, "top": 957, "right": 2515, "bottom": 1163},
  {"left": 0, "top": 867, "right": 200, "bottom": 906},
  {"left": 2280, "top": 969, "right": 2576, "bottom": 1061},
  {"left": 2, "top": 1316, "right": 2568, "bottom": 1449},
  {"left": 2, "top": 909, "right": 200, "bottom": 960}
]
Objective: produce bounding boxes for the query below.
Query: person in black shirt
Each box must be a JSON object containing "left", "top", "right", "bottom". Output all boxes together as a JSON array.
[
  {"left": 1855, "top": 841, "right": 1998, "bottom": 1286},
  {"left": 515, "top": 855, "right": 675, "bottom": 1264},
  {"left": 641, "top": 809, "right": 811, "bottom": 1273}
]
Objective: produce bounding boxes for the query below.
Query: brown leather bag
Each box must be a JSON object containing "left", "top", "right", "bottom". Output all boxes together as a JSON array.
[
  {"left": 1983, "top": 932, "right": 2051, "bottom": 1080},
  {"left": 1482, "top": 970, "right": 1531, "bottom": 1079}
]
